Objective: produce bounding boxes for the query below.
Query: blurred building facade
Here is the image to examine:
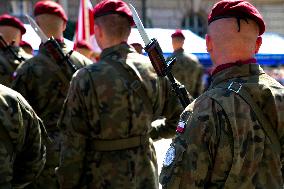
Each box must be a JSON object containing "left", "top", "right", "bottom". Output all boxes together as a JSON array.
[{"left": 0, "top": 0, "right": 283, "bottom": 37}]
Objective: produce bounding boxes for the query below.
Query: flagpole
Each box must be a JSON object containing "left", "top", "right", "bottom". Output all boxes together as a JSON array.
[
  {"left": 84, "top": 0, "right": 90, "bottom": 43},
  {"left": 75, "top": 0, "right": 100, "bottom": 53},
  {"left": 76, "top": 0, "right": 83, "bottom": 43}
]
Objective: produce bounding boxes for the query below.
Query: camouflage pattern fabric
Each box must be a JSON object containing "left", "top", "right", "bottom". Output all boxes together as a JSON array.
[
  {"left": 0, "top": 46, "right": 32, "bottom": 87},
  {"left": 160, "top": 63, "right": 284, "bottom": 188},
  {"left": 56, "top": 43, "right": 183, "bottom": 189},
  {"left": 0, "top": 53, "right": 13, "bottom": 87},
  {"left": 167, "top": 48, "right": 204, "bottom": 98},
  {"left": 0, "top": 84, "right": 46, "bottom": 189},
  {"left": 11, "top": 42, "right": 92, "bottom": 189}
]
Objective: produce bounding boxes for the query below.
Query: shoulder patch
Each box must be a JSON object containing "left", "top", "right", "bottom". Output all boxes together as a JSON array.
[
  {"left": 12, "top": 71, "right": 18, "bottom": 79},
  {"left": 176, "top": 111, "right": 191, "bottom": 133},
  {"left": 163, "top": 145, "right": 176, "bottom": 167}
]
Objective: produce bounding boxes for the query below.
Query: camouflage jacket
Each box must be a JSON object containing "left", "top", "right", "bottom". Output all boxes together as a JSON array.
[
  {"left": 160, "top": 63, "right": 284, "bottom": 189},
  {"left": 56, "top": 43, "right": 183, "bottom": 189},
  {"left": 0, "top": 84, "right": 46, "bottom": 189},
  {"left": 0, "top": 46, "right": 32, "bottom": 87},
  {"left": 167, "top": 48, "right": 204, "bottom": 98},
  {"left": 11, "top": 42, "right": 92, "bottom": 132}
]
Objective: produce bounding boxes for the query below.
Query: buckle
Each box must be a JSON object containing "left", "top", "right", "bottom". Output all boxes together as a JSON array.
[
  {"left": 130, "top": 80, "right": 141, "bottom": 91},
  {"left": 139, "top": 135, "right": 148, "bottom": 146},
  {"left": 228, "top": 81, "right": 242, "bottom": 93}
]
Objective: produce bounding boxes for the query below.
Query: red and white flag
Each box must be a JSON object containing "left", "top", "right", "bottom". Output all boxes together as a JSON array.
[{"left": 75, "top": 0, "right": 100, "bottom": 53}]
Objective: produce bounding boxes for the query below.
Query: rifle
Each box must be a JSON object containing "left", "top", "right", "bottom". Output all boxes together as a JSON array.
[
  {"left": 0, "top": 35, "right": 26, "bottom": 63},
  {"left": 26, "top": 15, "right": 78, "bottom": 74},
  {"left": 145, "top": 39, "right": 191, "bottom": 108},
  {"left": 43, "top": 37, "right": 77, "bottom": 73},
  {"left": 129, "top": 4, "right": 191, "bottom": 109}
]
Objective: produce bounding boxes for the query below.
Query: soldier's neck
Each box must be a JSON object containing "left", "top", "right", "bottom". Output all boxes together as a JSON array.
[
  {"left": 45, "top": 31, "right": 63, "bottom": 41},
  {"left": 101, "top": 39, "right": 127, "bottom": 50}
]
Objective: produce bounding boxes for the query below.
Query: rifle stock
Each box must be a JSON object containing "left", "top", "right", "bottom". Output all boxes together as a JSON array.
[
  {"left": 0, "top": 35, "right": 25, "bottom": 63},
  {"left": 144, "top": 38, "right": 191, "bottom": 109},
  {"left": 43, "top": 37, "right": 78, "bottom": 73}
]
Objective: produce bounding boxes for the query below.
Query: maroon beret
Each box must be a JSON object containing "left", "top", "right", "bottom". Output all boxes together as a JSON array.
[
  {"left": 34, "top": 1, "right": 67, "bottom": 22},
  {"left": 208, "top": 0, "right": 265, "bottom": 35},
  {"left": 20, "top": 40, "right": 33, "bottom": 49},
  {"left": 74, "top": 40, "right": 92, "bottom": 51},
  {"left": 171, "top": 29, "right": 185, "bottom": 39},
  {"left": 0, "top": 14, "right": 26, "bottom": 35},
  {"left": 131, "top": 43, "right": 142, "bottom": 47},
  {"left": 93, "top": 0, "right": 134, "bottom": 26}
]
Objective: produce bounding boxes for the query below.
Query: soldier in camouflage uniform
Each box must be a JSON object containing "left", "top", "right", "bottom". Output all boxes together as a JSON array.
[
  {"left": 160, "top": 0, "right": 284, "bottom": 188},
  {"left": 0, "top": 84, "right": 46, "bottom": 188},
  {"left": 167, "top": 30, "right": 204, "bottom": 98},
  {"left": 20, "top": 41, "right": 33, "bottom": 55},
  {"left": 56, "top": 0, "right": 182, "bottom": 188},
  {"left": 74, "top": 40, "right": 94, "bottom": 60},
  {"left": 11, "top": 1, "right": 92, "bottom": 189},
  {"left": 0, "top": 14, "right": 32, "bottom": 87},
  {"left": 130, "top": 43, "right": 143, "bottom": 54}
]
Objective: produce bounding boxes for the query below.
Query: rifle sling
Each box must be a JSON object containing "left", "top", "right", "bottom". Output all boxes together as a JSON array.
[
  {"left": 37, "top": 54, "right": 70, "bottom": 125},
  {"left": 41, "top": 53, "right": 70, "bottom": 83},
  {"left": 0, "top": 125, "right": 14, "bottom": 162},
  {"left": 107, "top": 59, "right": 153, "bottom": 114}
]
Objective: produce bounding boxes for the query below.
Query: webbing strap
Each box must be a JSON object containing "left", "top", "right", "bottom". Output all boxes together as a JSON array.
[
  {"left": 207, "top": 82, "right": 281, "bottom": 155},
  {"left": 40, "top": 53, "right": 70, "bottom": 83},
  {"left": 106, "top": 59, "right": 153, "bottom": 114},
  {"left": 0, "top": 125, "right": 14, "bottom": 162},
  {"left": 90, "top": 135, "right": 149, "bottom": 151},
  {"left": 227, "top": 82, "right": 281, "bottom": 154},
  {"left": 38, "top": 54, "right": 70, "bottom": 128}
]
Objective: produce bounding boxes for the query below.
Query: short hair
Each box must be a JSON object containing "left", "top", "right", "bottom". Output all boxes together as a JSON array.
[
  {"left": 95, "top": 14, "right": 131, "bottom": 40},
  {"left": 172, "top": 37, "right": 185, "bottom": 43},
  {"left": 36, "top": 14, "right": 65, "bottom": 33}
]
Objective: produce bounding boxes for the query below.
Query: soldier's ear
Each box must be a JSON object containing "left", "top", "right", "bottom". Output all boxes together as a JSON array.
[
  {"left": 62, "top": 21, "right": 67, "bottom": 32},
  {"left": 94, "top": 24, "right": 99, "bottom": 36},
  {"left": 254, "top": 36, "right": 262, "bottom": 54},
  {"left": 206, "top": 34, "right": 212, "bottom": 53}
]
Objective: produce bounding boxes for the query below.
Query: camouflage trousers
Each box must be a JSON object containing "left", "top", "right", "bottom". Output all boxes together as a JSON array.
[{"left": 25, "top": 131, "right": 60, "bottom": 189}]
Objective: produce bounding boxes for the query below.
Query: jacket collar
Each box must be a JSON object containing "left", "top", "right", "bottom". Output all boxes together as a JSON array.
[
  {"left": 211, "top": 58, "right": 257, "bottom": 76},
  {"left": 100, "top": 42, "right": 134, "bottom": 60},
  {"left": 209, "top": 62, "right": 265, "bottom": 89},
  {"left": 173, "top": 48, "right": 184, "bottom": 55}
]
